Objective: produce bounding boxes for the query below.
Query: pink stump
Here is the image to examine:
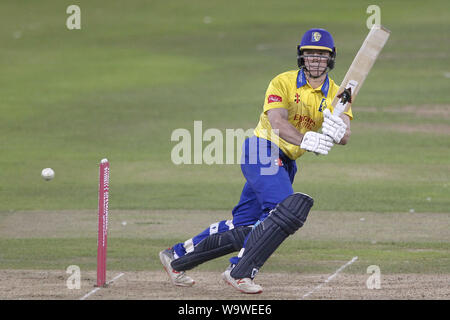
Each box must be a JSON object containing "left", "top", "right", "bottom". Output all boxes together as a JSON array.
[{"left": 97, "top": 159, "right": 109, "bottom": 287}]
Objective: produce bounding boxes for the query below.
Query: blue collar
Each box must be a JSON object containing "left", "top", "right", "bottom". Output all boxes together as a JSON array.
[{"left": 296, "top": 68, "right": 330, "bottom": 97}]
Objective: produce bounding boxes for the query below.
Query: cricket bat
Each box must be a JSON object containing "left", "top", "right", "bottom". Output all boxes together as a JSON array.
[{"left": 332, "top": 25, "right": 391, "bottom": 117}]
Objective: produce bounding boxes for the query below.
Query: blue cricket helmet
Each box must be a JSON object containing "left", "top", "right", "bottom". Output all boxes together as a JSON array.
[{"left": 297, "top": 28, "right": 336, "bottom": 70}]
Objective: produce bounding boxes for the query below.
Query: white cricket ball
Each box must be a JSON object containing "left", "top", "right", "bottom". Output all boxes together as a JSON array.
[{"left": 41, "top": 168, "right": 55, "bottom": 181}]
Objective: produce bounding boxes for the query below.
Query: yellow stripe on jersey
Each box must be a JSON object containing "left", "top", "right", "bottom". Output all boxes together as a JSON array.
[{"left": 254, "top": 69, "right": 353, "bottom": 160}]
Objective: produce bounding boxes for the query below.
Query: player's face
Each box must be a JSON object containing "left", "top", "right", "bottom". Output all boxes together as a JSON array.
[{"left": 303, "top": 49, "right": 330, "bottom": 78}]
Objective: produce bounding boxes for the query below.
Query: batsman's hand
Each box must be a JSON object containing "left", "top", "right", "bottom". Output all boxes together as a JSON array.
[
  {"left": 300, "top": 131, "right": 334, "bottom": 155},
  {"left": 322, "top": 108, "right": 347, "bottom": 144}
]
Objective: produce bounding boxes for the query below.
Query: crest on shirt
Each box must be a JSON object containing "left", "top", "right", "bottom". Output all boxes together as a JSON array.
[
  {"left": 318, "top": 98, "right": 327, "bottom": 112},
  {"left": 294, "top": 93, "right": 300, "bottom": 104},
  {"left": 311, "top": 32, "right": 322, "bottom": 42}
]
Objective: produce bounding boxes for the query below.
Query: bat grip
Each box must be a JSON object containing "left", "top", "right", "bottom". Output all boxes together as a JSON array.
[
  {"left": 333, "top": 83, "right": 355, "bottom": 117},
  {"left": 333, "top": 102, "right": 345, "bottom": 117}
]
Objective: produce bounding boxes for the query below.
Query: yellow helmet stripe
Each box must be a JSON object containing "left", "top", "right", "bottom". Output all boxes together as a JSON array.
[{"left": 300, "top": 45, "right": 333, "bottom": 52}]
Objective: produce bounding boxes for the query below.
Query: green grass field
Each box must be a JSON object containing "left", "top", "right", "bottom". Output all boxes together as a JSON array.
[{"left": 0, "top": 0, "right": 449, "bottom": 294}]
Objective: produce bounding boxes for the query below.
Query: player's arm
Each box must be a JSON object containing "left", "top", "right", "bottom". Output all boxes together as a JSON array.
[
  {"left": 267, "top": 108, "right": 303, "bottom": 145},
  {"left": 267, "top": 108, "right": 333, "bottom": 155}
]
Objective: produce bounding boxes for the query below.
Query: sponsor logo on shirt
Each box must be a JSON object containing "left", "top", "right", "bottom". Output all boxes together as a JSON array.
[
  {"left": 293, "top": 114, "right": 316, "bottom": 130},
  {"left": 268, "top": 95, "right": 282, "bottom": 103}
]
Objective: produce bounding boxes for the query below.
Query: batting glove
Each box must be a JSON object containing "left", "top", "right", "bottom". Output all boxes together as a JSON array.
[
  {"left": 300, "top": 131, "right": 334, "bottom": 155},
  {"left": 322, "top": 108, "right": 347, "bottom": 144}
]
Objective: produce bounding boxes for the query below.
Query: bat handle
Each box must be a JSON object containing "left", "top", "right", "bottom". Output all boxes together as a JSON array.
[
  {"left": 333, "top": 80, "right": 358, "bottom": 117},
  {"left": 333, "top": 102, "right": 345, "bottom": 117}
]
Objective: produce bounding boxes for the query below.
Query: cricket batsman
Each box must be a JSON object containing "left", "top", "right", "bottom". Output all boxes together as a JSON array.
[{"left": 159, "top": 28, "right": 353, "bottom": 294}]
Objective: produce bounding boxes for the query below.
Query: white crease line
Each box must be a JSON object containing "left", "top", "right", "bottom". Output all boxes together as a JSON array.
[
  {"left": 302, "top": 256, "right": 358, "bottom": 299},
  {"left": 79, "top": 287, "right": 100, "bottom": 300},
  {"left": 79, "top": 272, "right": 125, "bottom": 300}
]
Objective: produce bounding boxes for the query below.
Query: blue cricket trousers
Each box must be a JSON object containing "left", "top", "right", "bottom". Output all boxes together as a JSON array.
[{"left": 173, "top": 136, "right": 297, "bottom": 262}]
